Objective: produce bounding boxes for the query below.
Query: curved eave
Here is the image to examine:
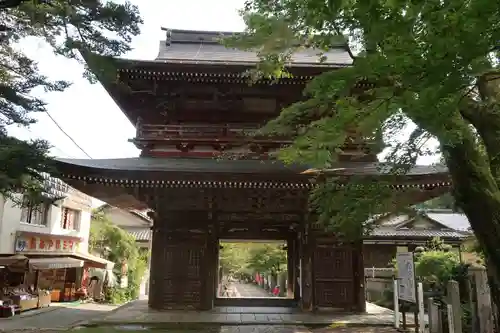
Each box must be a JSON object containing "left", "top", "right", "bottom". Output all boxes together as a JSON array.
[
  {"left": 53, "top": 158, "right": 450, "bottom": 184},
  {"left": 85, "top": 53, "right": 346, "bottom": 77},
  {"left": 51, "top": 157, "right": 451, "bottom": 209},
  {"left": 53, "top": 157, "right": 310, "bottom": 182}
]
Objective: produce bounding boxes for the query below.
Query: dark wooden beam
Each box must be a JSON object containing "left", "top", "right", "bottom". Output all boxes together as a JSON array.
[
  {"left": 300, "top": 216, "right": 314, "bottom": 312},
  {"left": 353, "top": 240, "right": 366, "bottom": 312},
  {"left": 287, "top": 236, "right": 295, "bottom": 298}
]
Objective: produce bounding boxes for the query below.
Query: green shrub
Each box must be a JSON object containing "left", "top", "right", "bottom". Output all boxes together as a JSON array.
[
  {"left": 415, "top": 250, "right": 460, "bottom": 293},
  {"left": 104, "top": 286, "right": 129, "bottom": 304}
]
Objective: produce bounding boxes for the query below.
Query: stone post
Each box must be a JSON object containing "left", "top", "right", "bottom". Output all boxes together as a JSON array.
[
  {"left": 469, "top": 264, "right": 494, "bottom": 333},
  {"left": 279, "top": 271, "right": 287, "bottom": 297},
  {"left": 446, "top": 280, "right": 462, "bottom": 333},
  {"left": 428, "top": 297, "right": 442, "bottom": 333}
]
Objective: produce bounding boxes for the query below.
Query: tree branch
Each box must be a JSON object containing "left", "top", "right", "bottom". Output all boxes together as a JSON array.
[{"left": 459, "top": 73, "right": 500, "bottom": 180}]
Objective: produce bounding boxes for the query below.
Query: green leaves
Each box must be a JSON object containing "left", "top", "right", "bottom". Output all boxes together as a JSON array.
[
  {"left": 89, "top": 211, "right": 143, "bottom": 269},
  {"left": 247, "top": 244, "right": 287, "bottom": 274},
  {"left": 0, "top": 0, "right": 142, "bottom": 196},
  {"left": 234, "top": 0, "right": 500, "bottom": 240},
  {"left": 310, "top": 176, "right": 397, "bottom": 240},
  {"left": 219, "top": 242, "right": 287, "bottom": 276}
]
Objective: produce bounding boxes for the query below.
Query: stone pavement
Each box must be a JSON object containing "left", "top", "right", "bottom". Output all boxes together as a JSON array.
[
  {"left": 0, "top": 326, "right": 406, "bottom": 333},
  {"left": 231, "top": 282, "right": 272, "bottom": 298},
  {"left": 87, "top": 300, "right": 405, "bottom": 327},
  {"left": 0, "top": 302, "right": 117, "bottom": 331}
]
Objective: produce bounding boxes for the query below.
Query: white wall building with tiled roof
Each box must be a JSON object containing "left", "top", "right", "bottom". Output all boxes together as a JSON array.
[
  {"left": 0, "top": 176, "right": 113, "bottom": 270},
  {"left": 363, "top": 208, "right": 472, "bottom": 268},
  {"left": 0, "top": 178, "right": 93, "bottom": 255}
]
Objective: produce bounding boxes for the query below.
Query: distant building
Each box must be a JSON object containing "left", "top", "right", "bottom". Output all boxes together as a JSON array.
[{"left": 364, "top": 209, "right": 472, "bottom": 268}]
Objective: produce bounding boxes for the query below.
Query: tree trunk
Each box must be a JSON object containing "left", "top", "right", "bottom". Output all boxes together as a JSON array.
[{"left": 443, "top": 137, "right": 500, "bottom": 329}]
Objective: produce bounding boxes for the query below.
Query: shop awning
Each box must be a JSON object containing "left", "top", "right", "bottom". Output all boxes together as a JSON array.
[
  {"left": 0, "top": 255, "right": 28, "bottom": 269},
  {"left": 72, "top": 252, "right": 114, "bottom": 269},
  {"left": 29, "top": 257, "right": 84, "bottom": 270}
]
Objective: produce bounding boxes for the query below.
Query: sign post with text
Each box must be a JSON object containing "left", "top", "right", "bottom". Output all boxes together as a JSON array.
[{"left": 396, "top": 252, "right": 417, "bottom": 331}]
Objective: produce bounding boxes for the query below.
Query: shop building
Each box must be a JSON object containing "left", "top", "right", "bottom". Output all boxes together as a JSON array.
[{"left": 0, "top": 176, "right": 113, "bottom": 310}]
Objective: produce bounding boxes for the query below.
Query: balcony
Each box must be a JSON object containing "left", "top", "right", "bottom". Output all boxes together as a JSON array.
[
  {"left": 132, "top": 123, "right": 292, "bottom": 147},
  {"left": 131, "top": 123, "right": 382, "bottom": 158}
]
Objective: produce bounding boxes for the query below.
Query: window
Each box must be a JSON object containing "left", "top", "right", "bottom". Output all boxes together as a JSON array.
[
  {"left": 61, "top": 207, "right": 80, "bottom": 231},
  {"left": 20, "top": 196, "right": 49, "bottom": 226}
]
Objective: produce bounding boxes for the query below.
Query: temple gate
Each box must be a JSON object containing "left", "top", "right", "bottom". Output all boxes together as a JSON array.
[{"left": 52, "top": 28, "right": 451, "bottom": 312}]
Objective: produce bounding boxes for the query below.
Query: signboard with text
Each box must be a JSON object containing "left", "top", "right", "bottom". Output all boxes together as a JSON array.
[
  {"left": 396, "top": 252, "right": 416, "bottom": 303},
  {"left": 15, "top": 235, "right": 79, "bottom": 253}
]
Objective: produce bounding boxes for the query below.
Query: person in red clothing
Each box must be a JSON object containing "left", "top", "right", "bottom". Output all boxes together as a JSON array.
[{"left": 272, "top": 285, "right": 280, "bottom": 296}]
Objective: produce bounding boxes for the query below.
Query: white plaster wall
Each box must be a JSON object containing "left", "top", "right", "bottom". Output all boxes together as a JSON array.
[
  {"left": 0, "top": 194, "right": 92, "bottom": 255},
  {"left": 105, "top": 207, "right": 151, "bottom": 228},
  {"left": 0, "top": 196, "right": 9, "bottom": 254},
  {"left": 77, "top": 210, "right": 91, "bottom": 253}
]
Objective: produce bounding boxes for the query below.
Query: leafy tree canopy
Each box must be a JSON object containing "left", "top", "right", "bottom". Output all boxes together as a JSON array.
[
  {"left": 0, "top": 0, "right": 142, "bottom": 198},
  {"left": 89, "top": 210, "right": 141, "bottom": 268},
  {"left": 231, "top": 0, "right": 500, "bottom": 313},
  {"left": 219, "top": 242, "right": 287, "bottom": 276},
  {"left": 90, "top": 210, "right": 149, "bottom": 302},
  {"left": 246, "top": 243, "right": 287, "bottom": 274}
]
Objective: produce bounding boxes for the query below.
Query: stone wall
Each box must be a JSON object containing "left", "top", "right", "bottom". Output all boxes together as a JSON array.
[{"left": 364, "top": 268, "right": 395, "bottom": 302}]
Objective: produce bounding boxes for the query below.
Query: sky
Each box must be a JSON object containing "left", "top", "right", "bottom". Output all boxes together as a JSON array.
[
  {"left": 8, "top": 0, "right": 248, "bottom": 160},
  {"left": 6, "top": 0, "right": 439, "bottom": 207}
]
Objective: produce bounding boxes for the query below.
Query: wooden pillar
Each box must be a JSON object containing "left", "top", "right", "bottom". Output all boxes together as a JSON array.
[
  {"left": 214, "top": 243, "right": 220, "bottom": 296},
  {"left": 353, "top": 240, "right": 366, "bottom": 312},
  {"left": 148, "top": 216, "right": 163, "bottom": 310},
  {"left": 293, "top": 231, "right": 301, "bottom": 302},
  {"left": 286, "top": 237, "right": 294, "bottom": 298},
  {"left": 201, "top": 222, "right": 217, "bottom": 310},
  {"left": 300, "top": 219, "right": 314, "bottom": 311}
]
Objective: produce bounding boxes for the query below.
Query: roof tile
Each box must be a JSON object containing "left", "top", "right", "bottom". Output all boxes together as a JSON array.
[
  {"left": 369, "top": 227, "right": 466, "bottom": 239},
  {"left": 127, "top": 229, "right": 151, "bottom": 242},
  {"left": 156, "top": 41, "right": 353, "bottom": 67},
  {"left": 55, "top": 157, "right": 448, "bottom": 176},
  {"left": 426, "top": 211, "right": 471, "bottom": 232}
]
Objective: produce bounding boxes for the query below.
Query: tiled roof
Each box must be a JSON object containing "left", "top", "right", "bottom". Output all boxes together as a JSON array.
[
  {"left": 127, "top": 229, "right": 151, "bottom": 242},
  {"left": 55, "top": 157, "right": 305, "bottom": 174},
  {"left": 155, "top": 29, "right": 353, "bottom": 67},
  {"left": 55, "top": 157, "right": 447, "bottom": 177},
  {"left": 41, "top": 173, "right": 69, "bottom": 199},
  {"left": 367, "top": 208, "right": 472, "bottom": 240},
  {"left": 129, "top": 210, "right": 152, "bottom": 223},
  {"left": 39, "top": 173, "right": 92, "bottom": 207},
  {"left": 369, "top": 227, "right": 467, "bottom": 239},
  {"left": 426, "top": 211, "right": 471, "bottom": 232}
]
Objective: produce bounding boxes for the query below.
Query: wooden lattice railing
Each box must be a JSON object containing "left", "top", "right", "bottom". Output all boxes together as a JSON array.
[{"left": 133, "top": 123, "right": 381, "bottom": 158}]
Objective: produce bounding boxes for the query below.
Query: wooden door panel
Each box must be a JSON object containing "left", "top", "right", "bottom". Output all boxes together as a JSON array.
[
  {"left": 313, "top": 244, "right": 356, "bottom": 309},
  {"left": 150, "top": 233, "right": 205, "bottom": 309}
]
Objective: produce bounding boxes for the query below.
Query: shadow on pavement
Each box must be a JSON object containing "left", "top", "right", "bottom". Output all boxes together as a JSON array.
[{"left": 0, "top": 304, "right": 116, "bottom": 330}]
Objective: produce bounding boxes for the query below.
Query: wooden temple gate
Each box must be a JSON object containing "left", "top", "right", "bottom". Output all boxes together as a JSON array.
[
  {"left": 52, "top": 28, "right": 452, "bottom": 313},
  {"left": 146, "top": 185, "right": 366, "bottom": 312}
]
